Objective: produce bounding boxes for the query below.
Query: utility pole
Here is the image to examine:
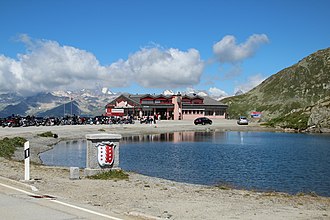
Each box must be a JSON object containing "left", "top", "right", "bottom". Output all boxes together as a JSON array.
[{"left": 70, "top": 96, "right": 73, "bottom": 116}]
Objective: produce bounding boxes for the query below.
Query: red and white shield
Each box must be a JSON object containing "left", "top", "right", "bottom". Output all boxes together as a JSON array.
[{"left": 96, "top": 142, "right": 116, "bottom": 167}]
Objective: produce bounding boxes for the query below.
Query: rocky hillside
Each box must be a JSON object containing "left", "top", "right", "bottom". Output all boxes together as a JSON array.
[{"left": 221, "top": 47, "right": 330, "bottom": 132}]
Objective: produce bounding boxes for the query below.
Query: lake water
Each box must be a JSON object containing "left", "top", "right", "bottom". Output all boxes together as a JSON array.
[{"left": 40, "top": 131, "right": 330, "bottom": 197}]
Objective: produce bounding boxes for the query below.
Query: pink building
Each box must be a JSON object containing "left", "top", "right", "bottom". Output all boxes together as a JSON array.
[{"left": 105, "top": 93, "right": 228, "bottom": 120}]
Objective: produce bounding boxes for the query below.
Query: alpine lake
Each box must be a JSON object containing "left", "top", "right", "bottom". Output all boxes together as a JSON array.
[{"left": 40, "top": 131, "right": 330, "bottom": 197}]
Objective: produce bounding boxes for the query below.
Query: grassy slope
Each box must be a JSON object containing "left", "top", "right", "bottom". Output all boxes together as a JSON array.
[{"left": 221, "top": 48, "right": 330, "bottom": 129}]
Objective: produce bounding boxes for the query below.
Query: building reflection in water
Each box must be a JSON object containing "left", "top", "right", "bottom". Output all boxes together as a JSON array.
[{"left": 121, "top": 131, "right": 225, "bottom": 143}]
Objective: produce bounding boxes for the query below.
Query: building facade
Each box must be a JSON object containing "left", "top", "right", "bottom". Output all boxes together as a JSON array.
[{"left": 105, "top": 93, "right": 228, "bottom": 120}]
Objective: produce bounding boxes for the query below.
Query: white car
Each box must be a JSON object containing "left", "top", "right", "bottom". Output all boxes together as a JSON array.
[{"left": 237, "top": 116, "right": 248, "bottom": 125}]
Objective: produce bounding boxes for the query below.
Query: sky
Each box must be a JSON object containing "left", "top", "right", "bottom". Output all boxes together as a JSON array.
[{"left": 1, "top": 0, "right": 329, "bottom": 97}]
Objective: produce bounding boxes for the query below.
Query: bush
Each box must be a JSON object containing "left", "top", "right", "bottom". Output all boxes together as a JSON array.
[
  {"left": 37, "top": 131, "right": 58, "bottom": 138},
  {"left": 0, "top": 137, "right": 27, "bottom": 158},
  {"left": 87, "top": 170, "right": 129, "bottom": 180}
]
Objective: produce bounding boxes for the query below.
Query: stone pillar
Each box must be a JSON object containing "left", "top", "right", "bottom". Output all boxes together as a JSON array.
[
  {"left": 70, "top": 167, "right": 80, "bottom": 180},
  {"left": 84, "top": 133, "right": 122, "bottom": 176},
  {"left": 172, "top": 94, "right": 182, "bottom": 120}
]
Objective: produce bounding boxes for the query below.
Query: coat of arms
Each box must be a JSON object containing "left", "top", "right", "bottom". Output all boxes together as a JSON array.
[{"left": 96, "top": 142, "right": 116, "bottom": 167}]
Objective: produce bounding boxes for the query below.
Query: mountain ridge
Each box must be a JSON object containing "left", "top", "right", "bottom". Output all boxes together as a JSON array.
[
  {"left": 0, "top": 89, "right": 117, "bottom": 117},
  {"left": 221, "top": 47, "right": 330, "bottom": 131}
]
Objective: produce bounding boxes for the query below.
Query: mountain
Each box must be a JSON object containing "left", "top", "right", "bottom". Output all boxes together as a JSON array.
[
  {"left": 0, "top": 92, "right": 62, "bottom": 117},
  {"left": 0, "top": 93, "right": 23, "bottom": 105},
  {"left": 221, "top": 47, "right": 330, "bottom": 131},
  {"left": 0, "top": 89, "right": 119, "bottom": 118},
  {"left": 37, "top": 101, "right": 81, "bottom": 117},
  {"left": 234, "top": 89, "right": 244, "bottom": 96}
]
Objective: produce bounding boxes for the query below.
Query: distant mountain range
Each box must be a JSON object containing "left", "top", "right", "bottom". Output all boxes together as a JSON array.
[
  {"left": 221, "top": 47, "right": 330, "bottom": 131},
  {"left": 0, "top": 87, "right": 224, "bottom": 118},
  {"left": 0, "top": 88, "right": 117, "bottom": 118}
]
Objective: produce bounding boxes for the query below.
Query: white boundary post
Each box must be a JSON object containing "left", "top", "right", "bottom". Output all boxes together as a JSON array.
[{"left": 24, "top": 141, "right": 30, "bottom": 181}]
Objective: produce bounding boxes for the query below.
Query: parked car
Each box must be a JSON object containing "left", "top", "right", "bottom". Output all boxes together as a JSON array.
[
  {"left": 194, "top": 117, "right": 212, "bottom": 125},
  {"left": 237, "top": 116, "right": 248, "bottom": 125}
]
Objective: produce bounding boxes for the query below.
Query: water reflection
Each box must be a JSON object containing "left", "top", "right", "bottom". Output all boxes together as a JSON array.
[
  {"left": 122, "top": 131, "right": 225, "bottom": 143},
  {"left": 40, "top": 139, "right": 86, "bottom": 168}
]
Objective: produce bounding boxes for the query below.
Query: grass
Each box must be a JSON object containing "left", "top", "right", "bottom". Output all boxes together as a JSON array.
[
  {"left": 296, "top": 191, "right": 318, "bottom": 197},
  {"left": 214, "top": 183, "right": 233, "bottom": 190},
  {"left": 0, "top": 137, "right": 27, "bottom": 158},
  {"left": 37, "top": 131, "right": 58, "bottom": 138},
  {"left": 216, "top": 185, "right": 231, "bottom": 190},
  {"left": 264, "top": 111, "right": 309, "bottom": 130},
  {"left": 87, "top": 170, "right": 129, "bottom": 180}
]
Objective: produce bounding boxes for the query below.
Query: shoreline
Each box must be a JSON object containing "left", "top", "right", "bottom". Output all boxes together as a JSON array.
[
  {"left": 1, "top": 119, "right": 330, "bottom": 219},
  {"left": 3, "top": 119, "right": 280, "bottom": 163}
]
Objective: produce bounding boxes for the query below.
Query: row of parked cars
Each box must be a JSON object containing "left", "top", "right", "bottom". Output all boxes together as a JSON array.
[
  {"left": 1, "top": 115, "right": 249, "bottom": 127},
  {"left": 194, "top": 116, "right": 249, "bottom": 125}
]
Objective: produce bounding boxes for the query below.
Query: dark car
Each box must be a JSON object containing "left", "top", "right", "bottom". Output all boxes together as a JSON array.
[{"left": 194, "top": 117, "right": 212, "bottom": 125}]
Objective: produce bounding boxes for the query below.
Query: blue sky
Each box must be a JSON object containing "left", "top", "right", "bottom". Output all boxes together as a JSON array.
[{"left": 0, "top": 0, "right": 329, "bottom": 97}]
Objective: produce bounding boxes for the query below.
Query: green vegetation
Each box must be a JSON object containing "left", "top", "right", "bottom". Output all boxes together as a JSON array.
[
  {"left": 264, "top": 111, "right": 309, "bottom": 130},
  {"left": 296, "top": 191, "right": 318, "bottom": 197},
  {"left": 0, "top": 137, "right": 27, "bottom": 158},
  {"left": 37, "top": 131, "right": 57, "bottom": 138},
  {"left": 87, "top": 170, "right": 129, "bottom": 180},
  {"left": 215, "top": 184, "right": 231, "bottom": 190},
  {"left": 221, "top": 48, "right": 330, "bottom": 130}
]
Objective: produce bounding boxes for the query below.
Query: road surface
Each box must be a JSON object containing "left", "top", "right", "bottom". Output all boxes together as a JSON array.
[{"left": 0, "top": 178, "right": 134, "bottom": 220}]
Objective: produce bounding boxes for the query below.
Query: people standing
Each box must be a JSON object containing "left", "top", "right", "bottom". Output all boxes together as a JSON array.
[{"left": 153, "top": 113, "right": 157, "bottom": 124}]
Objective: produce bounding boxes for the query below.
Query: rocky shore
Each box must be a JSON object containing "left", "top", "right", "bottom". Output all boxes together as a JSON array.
[{"left": 0, "top": 119, "right": 329, "bottom": 219}]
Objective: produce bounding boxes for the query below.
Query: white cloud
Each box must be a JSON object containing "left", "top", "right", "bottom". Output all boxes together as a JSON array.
[
  {"left": 0, "top": 36, "right": 205, "bottom": 95},
  {"left": 101, "top": 46, "right": 205, "bottom": 88},
  {"left": 0, "top": 56, "right": 22, "bottom": 94},
  {"left": 125, "top": 47, "right": 204, "bottom": 88},
  {"left": 235, "top": 74, "right": 266, "bottom": 93},
  {"left": 208, "top": 87, "right": 228, "bottom": 97},
  {"left": 213, "top": 34, "right": 269, "bottom": 63},
  {"left": 0, "top": 36, "right": 107, "bottom": 95}
]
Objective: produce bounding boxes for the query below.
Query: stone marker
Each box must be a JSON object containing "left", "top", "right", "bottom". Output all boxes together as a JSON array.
[
  {"left": 70, "top": 167, "right": 80, "bottom": 180},
  {"left": 84, "top": 133, "right": 122, "bottom": 176}
]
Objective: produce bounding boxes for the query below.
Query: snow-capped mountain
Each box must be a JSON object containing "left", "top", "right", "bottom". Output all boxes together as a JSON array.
[{"left": 0, "top": 89, "right": 119, "bottom": 117}]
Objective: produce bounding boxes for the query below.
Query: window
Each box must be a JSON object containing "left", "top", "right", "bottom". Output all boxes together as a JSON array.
[
  {"left": 182, "top": 98, "right": 191, "bottom": 103},
  {"left": 204, "top": 109, "right": 225, "bottom": 116},
  {"left": 214, "top": 110, "right": 225, "bottom": 115},
  {"left": 205, "top": 111, "right": 213, "bottom": 116},
  {"left": 192, "top": 99, "right": 203, "bottom": 104},
  {"left": 141, "top": 100, "right": 154, "bottom": 104}
]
